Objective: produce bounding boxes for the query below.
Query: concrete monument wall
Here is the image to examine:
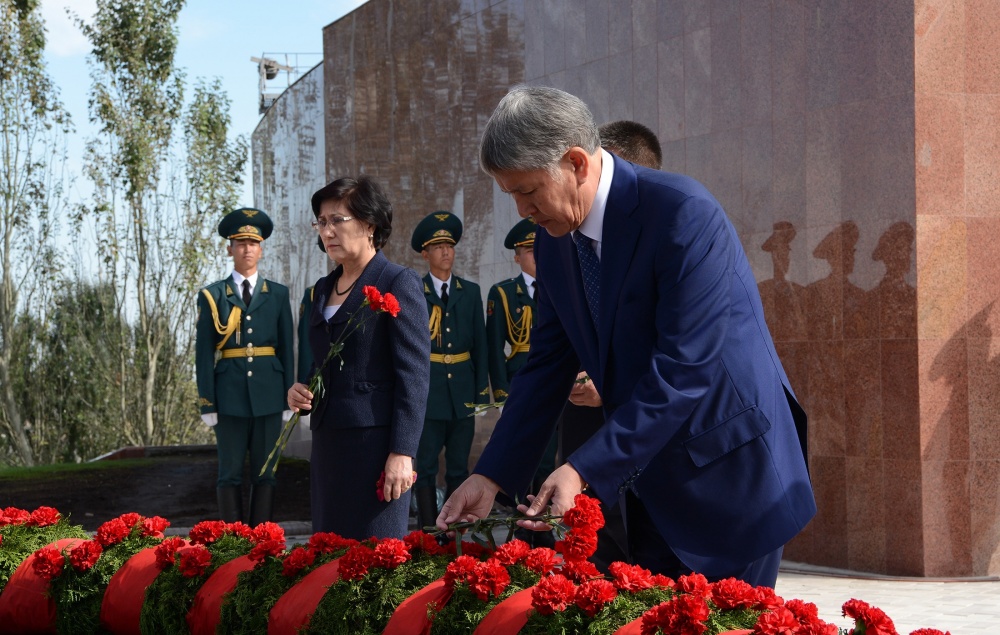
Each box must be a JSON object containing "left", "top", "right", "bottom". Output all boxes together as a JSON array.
[{"left": 251, "top": 62, "right": 328, "bottom": 458}]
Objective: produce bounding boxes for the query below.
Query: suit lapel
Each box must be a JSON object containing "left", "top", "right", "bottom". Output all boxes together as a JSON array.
[
  {"left": 225, "top": 278, "right": 244, "bottom": 311},
  {"left": 423, "top": 273, "right": 444, "bottom": 310},
  {"left": 598, "top": 155, "right": 641, "bottom": 373}
]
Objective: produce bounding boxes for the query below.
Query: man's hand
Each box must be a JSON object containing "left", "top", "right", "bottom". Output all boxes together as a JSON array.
[
  {"left": 436, "top": 474, "right": 500, "bottom": 532},
  {"left": 517, "top": 463, "right": 587, "bottom": 531},
  {"left": 568, "top": 371, "right": 602, "bottom": 407},
  {"left": 382, "top": 453, "right": 415, "bottom": 502}
]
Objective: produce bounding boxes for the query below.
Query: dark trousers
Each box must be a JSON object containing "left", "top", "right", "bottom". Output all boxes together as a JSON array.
[
  {"left": 625, "top": 492, "right": 783, "bottom": 588},
  {"left": 214, "top": 412, "right": 281, "bottom": 487},
  {"left": 415, "top": 416, "right": 475, "bottom": 490},
  {"left": 558, "top": 403, "right": 629, "bottom": 572}
]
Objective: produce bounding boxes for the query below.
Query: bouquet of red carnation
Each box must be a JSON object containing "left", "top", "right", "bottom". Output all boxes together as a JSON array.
[
  {"left": 262, "top": 284, "right": 403, "bottom": 477},
  {"left": 139, "top": 520, "right": 262, "bottom": 634},
  {"left": 38, "top": 512, "right": 170, "bottom": 635},
  {"left": 0, "top": 506, "right": 89, "bottom": 588}
]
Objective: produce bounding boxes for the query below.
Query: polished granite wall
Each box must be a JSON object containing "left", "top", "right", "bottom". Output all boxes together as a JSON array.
[{"left": 301, "top": 0, "right": 1000, "bottom": 576}]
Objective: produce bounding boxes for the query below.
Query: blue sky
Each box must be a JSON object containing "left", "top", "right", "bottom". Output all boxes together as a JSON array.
[{"left": 40, "top": 0, "right": 366, "bottom": 205}]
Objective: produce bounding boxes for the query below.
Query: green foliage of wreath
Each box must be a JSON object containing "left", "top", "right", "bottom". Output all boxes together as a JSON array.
[
  {"left": 0, "top": 519, "right": 89, "bottom": 588},
  {"left": 217, "top": 546, "right": 349, "bottom": 635},
  {"left": 303, "top": 551, "right": 453, "bottom": 635},
  {"left": 138, "top": 534, "right": 252, "bottom": 635},
  {"left": 48, "top": 532, "right": 162, "bottom": 635},
  {"left": 429, "top": 563, "right": 541, "bottom": 634}
]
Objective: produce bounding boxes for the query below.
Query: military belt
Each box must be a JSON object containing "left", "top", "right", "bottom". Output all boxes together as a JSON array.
[
  {"left": 510, "top": 343, "right": 530, "bottom": 354},
  {"left": 220, "top": 345, "right": 276, "bottom": 359},
  {"left": 430, "top": 352, "right": 471, "bottom": 364}
]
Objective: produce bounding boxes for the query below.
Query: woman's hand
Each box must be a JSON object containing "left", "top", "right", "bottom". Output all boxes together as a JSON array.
[
  {"left": 382, "top": 453, "right": 415, "bottom": 502},
  {"left": 287, "top": 382, "right": 313, "bottom": 413}
]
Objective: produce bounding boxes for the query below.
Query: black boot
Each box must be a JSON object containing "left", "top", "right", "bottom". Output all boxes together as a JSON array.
[
  {"left": 415, "top": 486, "right": 438, "bottom": 533},
  {"left": 248, "top": 484, "right": 275, "bottom": 527},
  {"left": 217, "top": 486, "right": 243, "bottom": 523}
]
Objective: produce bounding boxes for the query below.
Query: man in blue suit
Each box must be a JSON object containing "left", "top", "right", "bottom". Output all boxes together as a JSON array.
[{"left": 438, "top": 86, "right": 815, "bottom": 587}]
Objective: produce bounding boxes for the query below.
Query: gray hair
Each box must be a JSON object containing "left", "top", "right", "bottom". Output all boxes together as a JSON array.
[{"left": 479, "top": 86, "right": 602, "bottom": 177}]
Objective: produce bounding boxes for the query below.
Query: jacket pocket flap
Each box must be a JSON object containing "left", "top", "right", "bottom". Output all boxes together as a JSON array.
[{"left": 683, "top": 406, "right": 771, "bottom": 468}]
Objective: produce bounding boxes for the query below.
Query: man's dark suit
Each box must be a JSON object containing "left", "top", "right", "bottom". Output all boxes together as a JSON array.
[{"left": 475, "top": 155, "right": 815, "bottom": 580}]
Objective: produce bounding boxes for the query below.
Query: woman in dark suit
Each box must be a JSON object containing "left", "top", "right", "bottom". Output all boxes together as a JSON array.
[{"left": 287, "top": 176, "right": 430, "bottom": 539}]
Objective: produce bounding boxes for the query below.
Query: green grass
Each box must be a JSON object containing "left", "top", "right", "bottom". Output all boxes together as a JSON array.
[{"left": 0, "top": 458, "right": 148, "bottom": 480}]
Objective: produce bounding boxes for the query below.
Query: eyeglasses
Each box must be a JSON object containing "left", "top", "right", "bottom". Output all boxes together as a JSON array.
[{"left": 311, "top": 215, "right": 355, "bottom": 230}]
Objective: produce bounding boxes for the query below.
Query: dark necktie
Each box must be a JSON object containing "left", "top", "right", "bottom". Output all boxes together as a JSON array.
[
  {"left": 530, "top": 280, "right": 536, "bottom": 300},
  {"left": 441, "top": 282, "right": 449, "bottom": 306},
  {"left": 242, "top": 280, "right": 252, "bottom": 307},
  {"left": 573, "top": 230, "right": 600, "bottom": 329}
]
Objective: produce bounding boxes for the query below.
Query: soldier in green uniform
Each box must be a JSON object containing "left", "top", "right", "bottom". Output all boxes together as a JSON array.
[
  {"left": 411, "top": 211, "right": 490, "bottom": 530},
  {"left": 195, "top": 208, "right": 295, "bottom": 526},
  {"left": 486, "top": 218, "right": 556, "bottom": 546}
]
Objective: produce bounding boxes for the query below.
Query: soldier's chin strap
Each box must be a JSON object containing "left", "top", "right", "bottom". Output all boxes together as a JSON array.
[
  {"left": 497, "top": 286, "right": 531, "bottom": 360},
  {"left": 201, "top": 288, "right": 241, "bottom": 350}
]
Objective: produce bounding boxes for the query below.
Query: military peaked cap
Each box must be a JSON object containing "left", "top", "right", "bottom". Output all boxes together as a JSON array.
[
  {"left": 411, "top": 211, "right": 463, "bottom": 252},
  {"left": 503, "top": 218, "right": 537, "bottom": 250},
  {"left": 218, "top": 207, "right": 273, "bottom": 242}
]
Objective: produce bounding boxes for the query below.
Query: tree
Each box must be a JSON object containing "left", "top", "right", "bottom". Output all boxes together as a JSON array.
[
  {"left": 75, "top": 0, "right": 246, "bottom": 447},
  {"left": 0, "top": 0, "right": 71, "bottom": 466}
]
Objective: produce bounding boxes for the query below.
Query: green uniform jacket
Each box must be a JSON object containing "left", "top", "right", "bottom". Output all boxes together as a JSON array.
[
  {"left": 423, "top": 273, "right": 490, "bottom": 420},
  {"left": 485, "top": 274, "right": 536, "bottom": 401},
  {"left": 196, "top": 276, "right": 294, "bottom": 417},
  {"left": 297, "top": 286, "right": 315, "bottom": 383}
]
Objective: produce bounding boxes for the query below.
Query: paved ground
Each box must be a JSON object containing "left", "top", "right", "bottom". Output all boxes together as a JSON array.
[{"left": 776, "top": 562, "right": 999, "bottom": 634}]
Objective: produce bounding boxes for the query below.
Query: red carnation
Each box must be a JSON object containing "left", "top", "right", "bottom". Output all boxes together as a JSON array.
[
  {"left": 561, "top": 559, "right": 602, "bottom": 584},
  {"left": 651, "top": 574, "right": 675, "bottom": 589},
  {"left": 2, "top": 507, "right": 30, "bottom": 525},
  {"left": 523, "top": 547, "right": 559, "bottom": 575},
  {"left": 468, "top": 559, "right": 511, "bottom": 601},
  {"left": 555, "top": 529, "right": 598, "bottom": 562},
  {"left": 69, "top": 540, "right": 104, "bottom": 572},
  {"left": 27, "top": 506, "right": 61, "bottom": 527},
  {"left": 95, "top": 518, "right": 131, "bottom": 547},
  {"left": 339, "top": 544, "right": 376, "bottom": 581},
  {"left": 675, "top": 572, "right": 710, "bottom": 598},
  {"left": 141, "top": 516, "right": 170, "bottom": 537},
  {"left": 753, "top": 586, "right": 783, "bottom": 611},
  {"left": 249, "top": 538, "right": 286, "bottom": 563},
  {"left": 226, "top": 521, "right": 254, "bottom": 539},
  {"left": 754, "top": 605, "right": 800, "bottom": 634},
  {"left": 363, "top": 285, "right": 384, "bottom": 309},
  {"left": 403, "top": 530, "right": 445, "bottom": 555},
  {"left": 32, "top": 546, "right": 66, "bottom": 581},
  {"left": 118, "top": 512, "right": 143, "bottom": 528},
  {"left": 374, "top": 538, "right": 412, "bottom": 569},
  {"left": 177, "top": 545, "right": 213, "bottom": 578},
  {"left": 308, "top": 532, "right": 359, "bottom": 555},
  {"left": 154, "top": 537, "right": 187, "bottom": 570},
  {"left": 251, "top": 521, "right": 285, "bottom": 543},
  {"left": 493, "top": 539, "right": 530, "bottom": 565},
  {"left": 189, "top": 520, "right": 227, "bottom": 545},
  {"left": 641, "top": 594, "right": 711, "bottom": 635},
  {"left": 575, "top": 578, "right": 618, "bottom": 617},
  {"left": 710, "top": 577, "right": 758, "bottom": 610},
  {"left": 444, "top": 554, "right": 479, "bottom": 589},
  {"left": 785, "top": 598, "right": 820, "bottom": 622},
  {"left": 842, "top": 599, "right": 898, "bottom": 635},
  {"left": 381, "top": 293, "right": 401, "bottom": 317},
  {"left": 282, "top": 546, "right": 316, "bottom": 577},
  {"left": 562, "top": 494, "right": 605, "bottom": 531},
  {"left": 531, "top": 573, "right": 577, "bottom": 615},
  {"left": 909, "top": 630, "right": 951, "bottom": 635},
  {"left": 609, "top": 561, "right": 655, "bottom": 592}
]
